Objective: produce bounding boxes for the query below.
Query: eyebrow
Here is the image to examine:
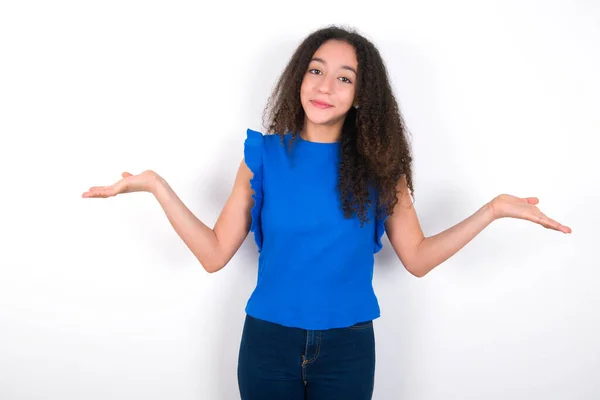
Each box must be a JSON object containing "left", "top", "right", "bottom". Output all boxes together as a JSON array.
[{"left": 311, "top": 57, "right": 357, "bottom": 75}]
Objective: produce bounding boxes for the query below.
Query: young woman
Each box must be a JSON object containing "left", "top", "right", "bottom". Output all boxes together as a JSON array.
[{"left": 82, "top": 26, "right": 571, "bottom": 400}]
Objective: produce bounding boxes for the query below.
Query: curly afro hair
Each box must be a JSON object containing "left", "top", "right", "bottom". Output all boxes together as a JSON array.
[{"left": 262, "top": 25, "right": 414, "bottom": 225}]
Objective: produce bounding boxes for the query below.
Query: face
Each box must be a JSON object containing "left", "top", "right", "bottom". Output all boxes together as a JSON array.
[{"left": 300, "top": 39, "right": 358, "bottom": 128}]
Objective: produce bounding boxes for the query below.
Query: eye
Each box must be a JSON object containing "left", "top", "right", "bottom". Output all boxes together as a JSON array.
[
  {"left": 309, "top": 68, "right": 322, "bottom": 75},
  {"left": 339, "top": 76, "right": 352, "bottom": 84}
]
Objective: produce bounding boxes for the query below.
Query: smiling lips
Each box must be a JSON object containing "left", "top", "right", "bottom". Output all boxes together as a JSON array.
[{"left": 310, "top": 100, "right": 333, "bottom": 109}]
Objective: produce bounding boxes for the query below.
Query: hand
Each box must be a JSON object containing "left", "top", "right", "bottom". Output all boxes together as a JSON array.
[
  {"left": 82, "top": 170, "right": 160, "bottom": 198},
  {"left": 489, "top": 194, "right": 571, "bottom": 233}
]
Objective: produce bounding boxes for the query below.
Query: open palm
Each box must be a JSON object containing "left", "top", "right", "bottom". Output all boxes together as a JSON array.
[
  {"left": 81, "top": 170, "right": 158, "bottom": 198},
  {"left": 490, "top": 194, "right": 571, "bottom": 233}
]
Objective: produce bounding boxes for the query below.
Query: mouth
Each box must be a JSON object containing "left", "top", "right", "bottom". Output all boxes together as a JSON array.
[{"left": 310, "top": 100, "right": 333, "bottom": 109}]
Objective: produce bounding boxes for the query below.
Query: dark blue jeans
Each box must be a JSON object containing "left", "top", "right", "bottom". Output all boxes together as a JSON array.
[{"left": 237, "top": 313, "right": 376, "bottom": 399}]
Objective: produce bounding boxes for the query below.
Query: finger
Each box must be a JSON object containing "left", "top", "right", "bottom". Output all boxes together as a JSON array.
[
  {"left": 539, "top": 213, "right": 570, "bottom": 233},
  {"left": 82, "top": 190, "right": 112, "bottom": 198},
  {"left": 522, "top": 210, "right": 556, "bottom": 229},
  {"left": 87, "top": 182, "right": 122, "bottom": 194},
  {"left": 88, "top": 186, "right": 109, "bottom": 191},
  {"left": 560, "top": 225, "right": 572, "bottom": 234},
  {"left": 538, "top": 213, "right": 571, "bottom": 233},
  {"left": 82, "top": 185, "right": 118, "bottom": 198},
  {"left": 82, "top": 191, "right": 110, "bottom": 198},
  {"left": 548, "top": 216, "right": 572, "bottom": 233},
  {"left": 525, "top": 197, "right": 539, "bottom": 205},
  {"left": 122, "top": 172, "right": 133, "bottom": 178}
]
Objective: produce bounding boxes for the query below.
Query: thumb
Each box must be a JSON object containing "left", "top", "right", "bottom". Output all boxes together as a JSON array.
[{"left": 524, "top": 197, "right": 539, "bottom": 204}]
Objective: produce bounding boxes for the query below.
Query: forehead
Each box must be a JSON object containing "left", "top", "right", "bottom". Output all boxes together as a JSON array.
[{"left": 311, "top": 40, "right": 358, "bottom": 69}]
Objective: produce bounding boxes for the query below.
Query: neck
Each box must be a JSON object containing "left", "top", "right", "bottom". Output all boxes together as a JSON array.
[{"left": 300, "top": 119, "right": 343, "bottom": 143}]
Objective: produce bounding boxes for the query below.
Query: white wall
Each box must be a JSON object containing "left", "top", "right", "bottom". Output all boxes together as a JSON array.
[{"left": 1, "top": 1, "right": 598, "bottom": 399}]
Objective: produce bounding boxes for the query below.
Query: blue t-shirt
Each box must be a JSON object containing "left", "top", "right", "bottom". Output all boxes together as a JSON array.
[{"left": 243, "top": 128, "right": 387, "bottom": 330}]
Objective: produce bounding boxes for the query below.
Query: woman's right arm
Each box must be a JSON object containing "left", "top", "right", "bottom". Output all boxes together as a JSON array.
[
  {"left": 150, "top": 160, "right": 254, "bottom": 273},
  {"left": 83, "top": 159, "right": 255, "bottom": 273}
]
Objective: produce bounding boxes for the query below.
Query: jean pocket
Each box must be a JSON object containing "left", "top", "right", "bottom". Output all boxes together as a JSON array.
[{"left": 344, "top": 320, "right": 373, "bottom": 330}]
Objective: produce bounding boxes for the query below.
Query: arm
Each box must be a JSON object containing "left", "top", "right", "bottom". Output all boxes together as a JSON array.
[
  {"left": 384, "top": 178, "right": 494, "bottom": 278},
  {"left": 384, "top": 176, "right": 570, "bottom": 278},
  {"left": 83, "top": 159, "right": 255, "bottom": 273},
  {"left": 150, "top": 159, "right": 254, "bottom": 273}
]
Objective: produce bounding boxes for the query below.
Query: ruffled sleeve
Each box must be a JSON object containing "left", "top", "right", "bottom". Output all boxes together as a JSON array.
[{"left": 244, "top": 129, "right": 264, "bottom": 252}]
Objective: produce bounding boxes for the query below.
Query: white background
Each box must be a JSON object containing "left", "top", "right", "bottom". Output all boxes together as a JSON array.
[{"left": 1, "top": 1, "right": 598, "bottom": 399}]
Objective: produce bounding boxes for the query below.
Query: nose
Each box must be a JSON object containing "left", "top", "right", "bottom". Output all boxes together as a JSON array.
[{"left": 317, "top": 76, "right": 334, "bottom": 94}]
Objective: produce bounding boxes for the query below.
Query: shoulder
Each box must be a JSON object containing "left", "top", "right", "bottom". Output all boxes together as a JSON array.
[{"left": 245, "top": 128, "right": 290, "bottom": 150}]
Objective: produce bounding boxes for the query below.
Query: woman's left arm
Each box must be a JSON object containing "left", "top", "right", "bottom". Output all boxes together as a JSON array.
[{"left": 384, "top": 176, "right": 572, "bottom": 278}]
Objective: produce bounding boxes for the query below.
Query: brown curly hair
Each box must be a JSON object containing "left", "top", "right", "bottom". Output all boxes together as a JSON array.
[{"left": 262, "top": 25, "right": 414, "bottom": 225}]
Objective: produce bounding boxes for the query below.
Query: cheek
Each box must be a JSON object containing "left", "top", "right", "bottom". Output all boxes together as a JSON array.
[
  {"left": 300, "top": 82, "right": 314, "bottom": 105},
  {"left": 340, "top": 86, "right": 356, "bottom": 106},
  {"left": 300, "top": 76, "right": 314, "bottom": 91}
]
